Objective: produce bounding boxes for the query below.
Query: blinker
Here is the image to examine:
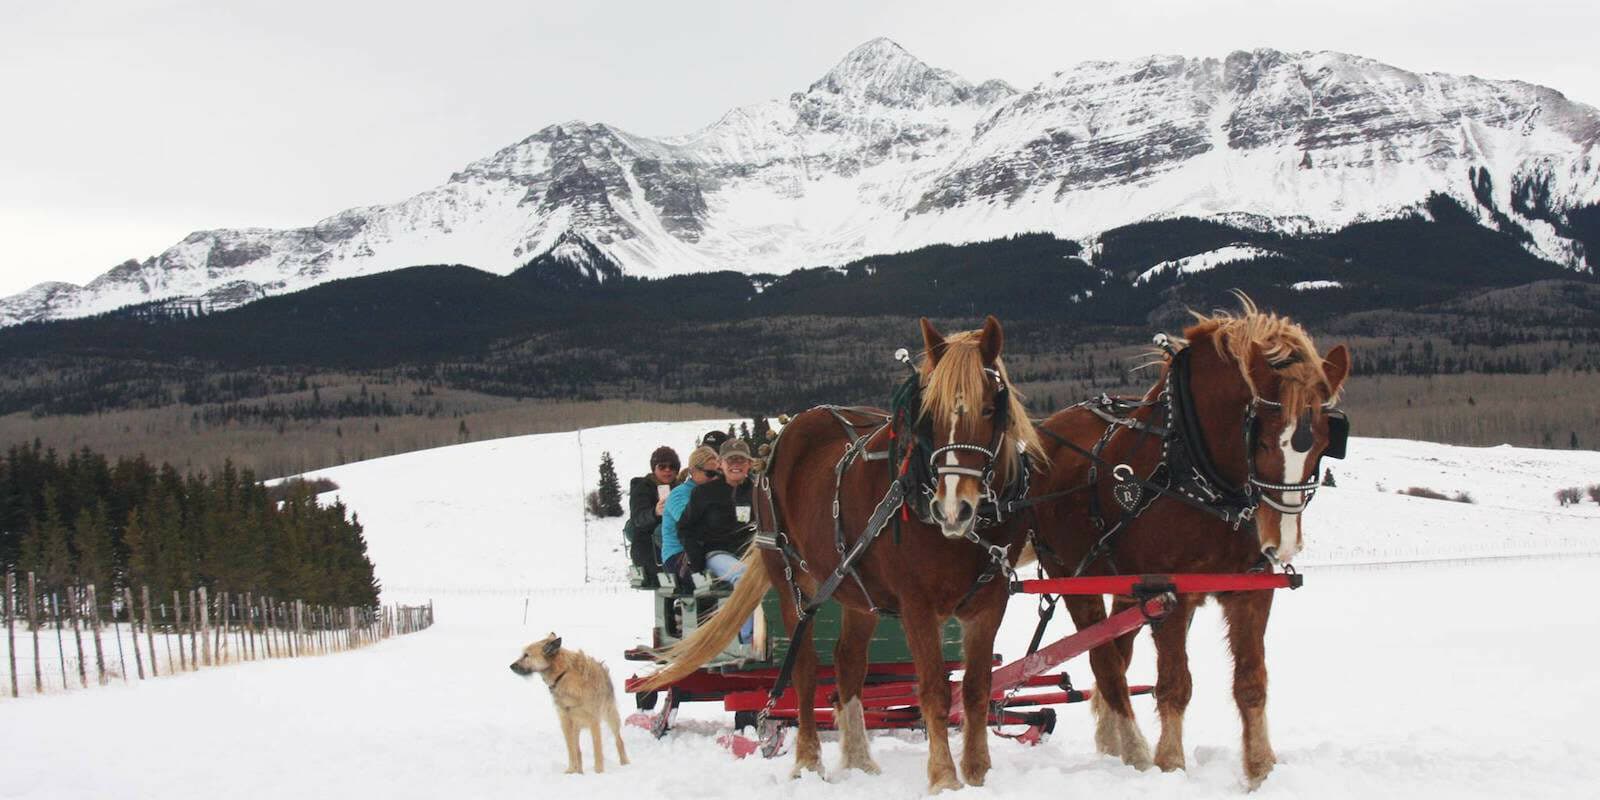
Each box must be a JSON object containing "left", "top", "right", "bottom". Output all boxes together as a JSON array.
[
  {"left": 1324, "top": 410, "right": 1350, "bottom": 460},
  {"left": 1291, "top": 411, "right": 1314, "bottom": 453}
]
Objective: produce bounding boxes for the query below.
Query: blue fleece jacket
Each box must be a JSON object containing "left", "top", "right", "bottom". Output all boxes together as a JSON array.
[{"left": 659, "top": 479, "right": 698, "bottom": 564}]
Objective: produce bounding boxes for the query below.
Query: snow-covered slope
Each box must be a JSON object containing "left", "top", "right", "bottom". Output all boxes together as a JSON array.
[
  {"left": 3, "top": 422, "right": 1598, "bottom": 799},
  {"left": 9, "top": 40, "right": 1600, "bottom": 325},
  {"left": 289, "top": 422, "right": 1600, "bottom": 600}
]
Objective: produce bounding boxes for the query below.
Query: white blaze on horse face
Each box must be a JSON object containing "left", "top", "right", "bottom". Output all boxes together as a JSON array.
[
  {"left": 939, "top": 408, "right": 965, "bottom": 538},
  {"left": 1271, "top": 422, "right": 1309, "bottom": 562}
]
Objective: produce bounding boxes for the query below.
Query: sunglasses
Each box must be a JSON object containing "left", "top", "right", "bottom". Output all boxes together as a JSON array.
[
  {"left": 653, "top": 463, "right": 679, "bottom": 471},
  {"left": 696, "top": 466, "right": 721, "bottom": 476}
]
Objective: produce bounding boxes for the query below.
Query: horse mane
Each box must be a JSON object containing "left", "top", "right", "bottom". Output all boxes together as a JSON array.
[
  {"left": 1181, "top": 292, "right": 1340, "bottom": 416},
  {"left": 919, "top": 329, "right": 1045, "bottom": 477}
]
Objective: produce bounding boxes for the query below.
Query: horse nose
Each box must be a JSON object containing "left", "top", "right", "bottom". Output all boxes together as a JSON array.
[{"left": 955, "top": 501, "right": 973, "bottom": 523}]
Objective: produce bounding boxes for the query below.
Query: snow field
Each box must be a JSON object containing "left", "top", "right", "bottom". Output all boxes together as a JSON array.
[{"left": 1, "top": 421, "right": 1597, "bottom": 799}]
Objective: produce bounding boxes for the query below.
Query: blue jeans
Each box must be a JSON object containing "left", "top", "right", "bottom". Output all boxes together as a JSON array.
[{"left": 706, "top": 551, "right": 754, "bottom": 643}]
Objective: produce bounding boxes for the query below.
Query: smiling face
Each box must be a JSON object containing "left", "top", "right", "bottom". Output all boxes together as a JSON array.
[{"left": 720, "top": 454, "right": 751, "bottom": 485}]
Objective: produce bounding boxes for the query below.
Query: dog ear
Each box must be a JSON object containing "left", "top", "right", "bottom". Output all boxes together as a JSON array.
[{"left": 542, "top": 637, "right": 562, "bottom": 658}]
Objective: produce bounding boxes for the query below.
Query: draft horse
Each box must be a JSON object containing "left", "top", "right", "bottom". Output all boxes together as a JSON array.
[
  {"left": 639, "top": 316, "right": 1043, "bottom": 792},
  {"left": 1029, "top": 297, "right": 1350, "bottom": 789}
]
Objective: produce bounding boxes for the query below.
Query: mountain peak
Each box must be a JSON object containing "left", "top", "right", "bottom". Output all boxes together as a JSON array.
[{"left": 807, "top": 38, "right": 974, "bottom": 107}]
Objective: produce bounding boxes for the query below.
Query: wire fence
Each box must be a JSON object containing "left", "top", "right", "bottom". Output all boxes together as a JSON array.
[{"left": 1, "top": 571, "right": 434, "bottom": 699}]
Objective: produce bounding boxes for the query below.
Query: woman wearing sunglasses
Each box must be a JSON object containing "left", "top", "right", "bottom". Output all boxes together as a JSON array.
[
  {"left": 624, "top": 445, "right": 682, "bottom": 589},
  {"left": 660, "top": 445, "right": 721, "bottom": 590}
]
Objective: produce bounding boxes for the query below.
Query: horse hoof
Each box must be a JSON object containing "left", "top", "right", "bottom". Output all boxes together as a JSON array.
[
  {"left": 1244, "top": 762, "right": 1273, "bottom": 791},
  {"left": 790, "top": 760, "right": 825, "bottom": 780},
  {"left": 928, "top": 774, "right": 963, "bottom": 794}
]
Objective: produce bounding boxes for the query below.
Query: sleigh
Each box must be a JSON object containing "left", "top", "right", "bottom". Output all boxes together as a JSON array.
[{"left": 623, "top": 569, "right": 1299, "bottom": 756}]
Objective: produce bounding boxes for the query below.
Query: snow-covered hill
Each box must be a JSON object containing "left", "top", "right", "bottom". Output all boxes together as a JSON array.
[{"left": 8, "top": 39, "right": 1600, "bottom": 326}]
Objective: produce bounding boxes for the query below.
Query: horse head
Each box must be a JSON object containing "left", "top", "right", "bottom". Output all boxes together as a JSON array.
[
  {"left": 917, "top": 315, "right": 1040, "bottom": 540},
  {"left": 1182, "top": 298, "right": 1351, "bottom": 565}
]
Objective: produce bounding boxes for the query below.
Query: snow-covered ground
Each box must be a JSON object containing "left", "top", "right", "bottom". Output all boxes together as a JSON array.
[{"left": 3, "top": 422, "right": 1598, "bottom": 799}]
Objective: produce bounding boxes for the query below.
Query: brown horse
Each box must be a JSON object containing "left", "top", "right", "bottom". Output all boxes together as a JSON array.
[
  {"left": 638, "top": 316, "right": 1042, "bottom": 792},
  {"left": 1029, "top": 297, "right": 1349, "bottom": 789}
]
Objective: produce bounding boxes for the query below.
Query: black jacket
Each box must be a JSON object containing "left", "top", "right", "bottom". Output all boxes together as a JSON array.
[
  {"left": 677, "top": 478, "right": 755, "bottom": 572},
  {"left": 624, "top": 475, "right": 672, "bottom": 540}
]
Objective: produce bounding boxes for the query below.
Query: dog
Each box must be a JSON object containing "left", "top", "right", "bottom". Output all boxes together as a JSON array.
[{"left": 510, "top": 633, "right": 629, "bottom": 774}]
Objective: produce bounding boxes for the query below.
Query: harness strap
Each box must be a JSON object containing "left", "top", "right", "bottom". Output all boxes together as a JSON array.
[
  {"left": 763, "top": 476, "right": 907, "bottom": 707},
  {"left": 1035, "top": 424, "right": 1249, "bottom": 528}
]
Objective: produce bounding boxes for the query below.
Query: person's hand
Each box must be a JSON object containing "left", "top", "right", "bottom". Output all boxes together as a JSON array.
[{"left": 655, "top": 498, "right": 667, "bottom": 515}]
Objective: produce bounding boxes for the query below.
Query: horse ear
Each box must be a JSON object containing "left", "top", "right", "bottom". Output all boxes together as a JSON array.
[
  {"left": 979, "top": 315, "right": 1003, "bottom": 364},
  {"left": 920, "top": 317, "right": 948, "bottom": 366},
  {"left": 1322, "top": 344, "right": 1351, "bottom": 395},
  {"left": 1245, "top": 342, "right": 1280, "bottom": 398}
]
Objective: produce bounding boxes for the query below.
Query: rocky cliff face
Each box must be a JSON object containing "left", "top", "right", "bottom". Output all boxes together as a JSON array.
[{"left": 7, "top": 38, "right": 1598, "bottom": 326}]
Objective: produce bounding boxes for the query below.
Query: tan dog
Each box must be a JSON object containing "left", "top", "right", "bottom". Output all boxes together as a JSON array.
[{"left": 510, "top": 633, "right": 629, "bottom": 774}]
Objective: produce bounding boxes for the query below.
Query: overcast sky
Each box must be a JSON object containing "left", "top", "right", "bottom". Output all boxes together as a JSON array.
[{"left": 3, "top": 0, "right": 1597, "bottom": 296}]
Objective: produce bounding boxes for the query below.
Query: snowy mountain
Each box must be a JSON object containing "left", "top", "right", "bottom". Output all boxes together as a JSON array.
[{"left": 8, "top": 39, "right": 1600, "bottom": 326}]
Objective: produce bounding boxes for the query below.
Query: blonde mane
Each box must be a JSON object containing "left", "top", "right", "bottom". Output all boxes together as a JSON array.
[
  {"left": 919, "top": 330, "right": 1045, "bottom": 477},
  {"left": 1181, "top": 293, "right": 1340, "bottom": 416}
]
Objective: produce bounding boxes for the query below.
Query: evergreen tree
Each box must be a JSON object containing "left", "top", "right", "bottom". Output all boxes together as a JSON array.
[
  {"left": 38, "top": 489, "right": 74, "bottom": 591},
  {"left": 72, "top": 501, "right": 115, "bottom": 590},
  {"left": 597, "top": 452, "right": 623, "bottom": 517}
]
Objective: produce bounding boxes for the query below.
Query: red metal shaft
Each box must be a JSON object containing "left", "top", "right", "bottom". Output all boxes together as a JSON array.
[
  {"left": 1014, "top": 572, "right": 1299, "bottom": 596},
  {"left": 987, "top": 593, "right": 1171, "bottom": 695}
]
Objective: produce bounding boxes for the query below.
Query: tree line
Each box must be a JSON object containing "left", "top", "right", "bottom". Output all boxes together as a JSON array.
[{"left": 0, "top": 442, "right": 379, "bottom": 606}]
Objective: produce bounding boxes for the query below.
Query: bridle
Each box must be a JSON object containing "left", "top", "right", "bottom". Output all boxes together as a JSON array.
[
  {"left": 1242, "top": 396, "right": 1348, "bottom": 516},
  {"left": 925, "top": 366, "right": 1012, "bottom": 510},
  {"left": 1165, "top": 338, "right": 1348, "bottom": 523}
]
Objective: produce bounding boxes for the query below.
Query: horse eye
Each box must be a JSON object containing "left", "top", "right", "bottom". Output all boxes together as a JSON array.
[{"left": 980, "top": 406, "right": 995, "bottom": 418}]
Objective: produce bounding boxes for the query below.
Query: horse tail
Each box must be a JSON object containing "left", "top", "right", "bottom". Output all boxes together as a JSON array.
[{"left": 634, "top": 549, "right": 771, "bottom": 692}]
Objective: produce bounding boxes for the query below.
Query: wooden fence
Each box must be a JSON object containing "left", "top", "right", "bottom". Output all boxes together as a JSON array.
[{"left": 1, "top": 571, "right": 434, "bottom": 698}]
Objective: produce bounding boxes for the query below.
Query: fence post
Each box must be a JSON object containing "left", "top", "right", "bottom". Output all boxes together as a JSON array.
[
  {"left": 294, "top": 600, "right": 303, "bottom": 658},
  {"left": 110, "top": 590, "right": 127, "bottom": 684},
  {"left": 197, "top": 587, "right": 210, "bottom": 667},
  {"left": 215, "top": 591, "right": 227, "bottom": 665},
  {"left": 68, "top": 587, "right": 87, "bottom": 688},
  {"left": 87, "top": 584, "right": 106, "bottom": 686},
  {"left": 5, "top": 573, "right": 15, "bottom": 698},
  {"left": 245, "top": 592, "right": 255, "bottom": 661},
  {"left": 125, "top": 587, "right": 144, "bottom": 680},
  {"left": 173, "top": 591, "right": 187, "bottom": 671},
  {"left": 28, "top": 573, "right": 41, "bottom": 694},
  {"left": 52, "top": 593, "right": 68, "bottom": 689},
  {"left": 141, "top": 587, "right": 157, "bottom": 677},
  {"left": 262, "top": 598, "right": 273, "bottom": 659}
]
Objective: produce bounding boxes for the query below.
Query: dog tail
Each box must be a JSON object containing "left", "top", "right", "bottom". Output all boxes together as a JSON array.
[{"left": 634, "top": 550, "right": 770, "bottom": 692}]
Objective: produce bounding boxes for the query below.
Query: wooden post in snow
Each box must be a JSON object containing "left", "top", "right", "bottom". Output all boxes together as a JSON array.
[
  {"left": 173, "top": 592, "right": 187, "bottom": 672},
  {"left": 52, "top": 594, "right": 68, "bottom": 689},
  {"left": 5, "top": 572, "right": 16, "bottom": 698},
  {"left": 197, "top": 587, "right": 209, "bottom": 667},
  {"left": 142, "top": 587, "right": 157, "bottom": 677},
  {"left": 27, "top": 574, "right": 41, "bottom": 694},
  {"left": 126, "top": 587, "right": 145, "bottom": 680},
  {"left": 87, "top": 585, "right": 106, "bottom": 685},
  {"left": 245, "top": 593, "right": 256, "bottom": 661},
  {"left": 68, "top": 587, "right": 87, "bottom": 689}
]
